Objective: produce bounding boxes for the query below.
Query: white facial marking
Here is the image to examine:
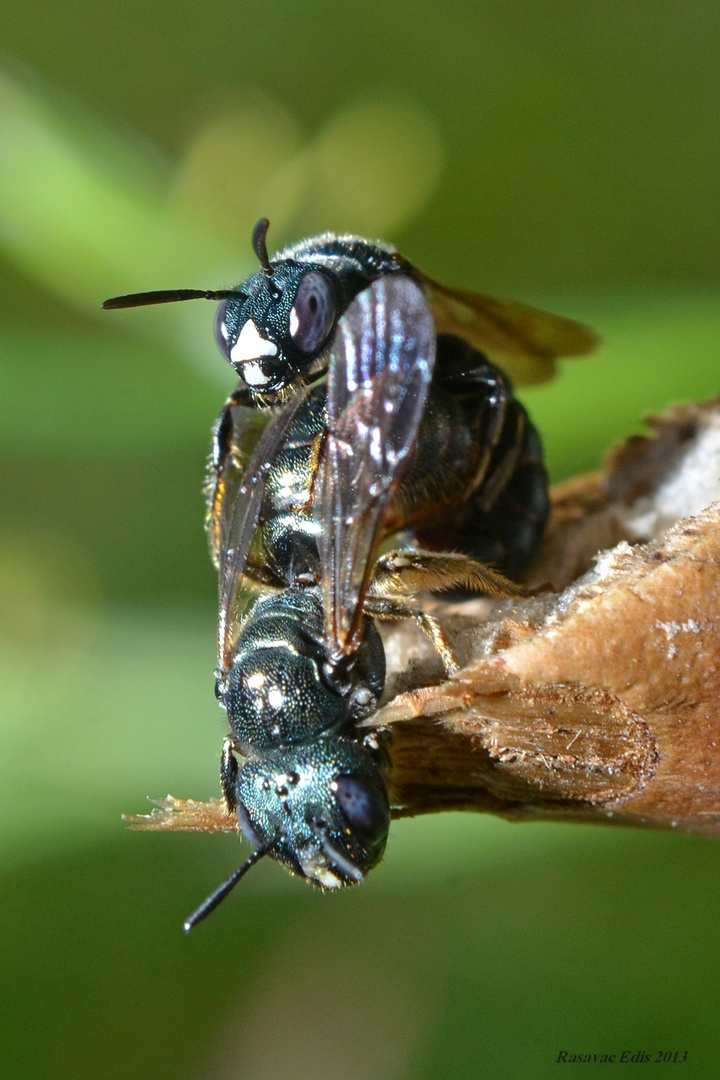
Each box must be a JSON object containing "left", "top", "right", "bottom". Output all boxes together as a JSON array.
[
  {"left": 231, "top": 319, "right": 278, "bottom": 364},
  {"left": 289, "top": 308, "right": 299, "bottom": 337},
  {"left": 314, "top": 866, "right": 344, "bottom": 888},
  {"left": 299, "top": 852, "right": 343, "bottom": 888},
  {"left": 241, "top": 361, "right": 272, "bottom": 387}
]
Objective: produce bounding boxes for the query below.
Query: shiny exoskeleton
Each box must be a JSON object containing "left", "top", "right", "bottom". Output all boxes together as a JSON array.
[
  {"left": 217, "top": 585, "right": 389, "bottom": 893},
  {"left": 191, "top": 273, "right": 438, "bottom": 926},
  {"left": 103, "top": 222, "right": 597, "bottom": 927},
  {"left": 209, "top": 335, "right": 548, "bottom": 594}
]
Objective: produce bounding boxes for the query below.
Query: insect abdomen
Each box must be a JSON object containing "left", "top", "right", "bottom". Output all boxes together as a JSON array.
[
  {"left": 448, "top": 399, "right": 549, "bottom": 576},
  {"left": 410, "top": 335, "right": 550, "bottom": 578}
]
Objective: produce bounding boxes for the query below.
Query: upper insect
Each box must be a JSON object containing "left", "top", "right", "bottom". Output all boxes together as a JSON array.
[
  {"left": 104, "top": 218, "right": 403, "bottom": 400},
  {"left": 103, "top": 216, "right": 599, "bottom": 404}
]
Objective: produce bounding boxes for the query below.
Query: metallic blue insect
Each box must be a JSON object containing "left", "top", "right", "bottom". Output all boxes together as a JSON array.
[{"left": 104, "top": 222, "right": 597, "bottom": 927}]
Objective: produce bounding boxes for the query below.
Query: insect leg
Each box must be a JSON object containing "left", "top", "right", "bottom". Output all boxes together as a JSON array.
[
  {"left": 364, "top": 593, "right": 460, "bottom": 675},
  {"left": 220, "top": 736, "right": 241, "bottom": 813},
  {"left": 370, "top": 547, "right": 526, "bottom": 600},
  {"left": 204, "top": 388, "right": 259, "bottom": 570}
]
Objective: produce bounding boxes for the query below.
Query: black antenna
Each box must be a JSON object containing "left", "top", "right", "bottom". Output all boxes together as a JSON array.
[
  {"left": 183, "top": 844, "right": 270, "bottom": 932},
  {"left": 102, "top": 218, "right": 279, "bottom": 311},
  {"left": 101, "top": 288, "right": 244, "bottom": 310},
  {"left": 251, "top": 218, "right": 282, "bottom": 299},
  {"left": 251, "top": 218, "right": 273, "bottom": 277}
]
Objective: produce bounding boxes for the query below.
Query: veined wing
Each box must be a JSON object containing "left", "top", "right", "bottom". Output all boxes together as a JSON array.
[
  {"left": 320, "top": 275, "right": 436, "bottom": 660},
  {"left": 399, "top": 260, "right": 599, "bottom": 387},
  {"left": 216, "top": 385, "right": 314, "bottom": 674}
]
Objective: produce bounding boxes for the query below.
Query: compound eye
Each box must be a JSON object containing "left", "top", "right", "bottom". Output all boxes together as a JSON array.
[
  {"left": 214, "top": 299, "right": 230, "bottom": 360},
  {"left": 333, "top": 775, "right": 389, "bottom": 840},
  {"left": 289, "top": 271, "right": 335, "bottom": 355}
]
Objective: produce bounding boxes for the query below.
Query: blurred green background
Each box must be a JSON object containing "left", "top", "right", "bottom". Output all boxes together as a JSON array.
[{"left": 2, "top": 2, "right": 720, "bottom": 1077}]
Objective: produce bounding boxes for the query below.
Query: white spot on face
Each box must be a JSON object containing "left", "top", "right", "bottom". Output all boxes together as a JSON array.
[
  {"left": 314, "top": 866, "right": 344, "bottom": 888},
  {"left": 289, "top": 308, "right": 299, "bottom": 337},
  {"left": 299, "top": 852, "right": 343, "bottom": 888},
  {"left": 242, "top": 362, "right": 272, "bottom": 387},
  {"left": 231, "top": 319, "right": 278, "bottom": 364},
  {"left": 247, "top": 672, "right": 265, "bottom": 690}
]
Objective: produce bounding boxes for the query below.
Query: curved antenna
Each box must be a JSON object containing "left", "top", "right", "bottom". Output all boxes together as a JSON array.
[
  {"left": 183, "top": 843, "right": 270, "bottom": 932},
  {"left": 251, "top": 217, "right": 273, "bottom": 277},
  {"left": 101, "top": 288, "right": 245, "bottom": 310},
  {"left": 251, "top": 218, "right": 282, "bottom": 300},
  {"left": 103, "top": 218, "right": 279, "bottom": 311}
]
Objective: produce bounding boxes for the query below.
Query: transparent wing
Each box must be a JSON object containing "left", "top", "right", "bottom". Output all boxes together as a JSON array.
[
  {"left": 401, "top": 262, "right": 599, "bottom": 387},
  {"left": 320, "top": 275, "right": 436, "bottom": 659},
  {"left": 217, "top": 386, "right": 314, "bottom": 673}
]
